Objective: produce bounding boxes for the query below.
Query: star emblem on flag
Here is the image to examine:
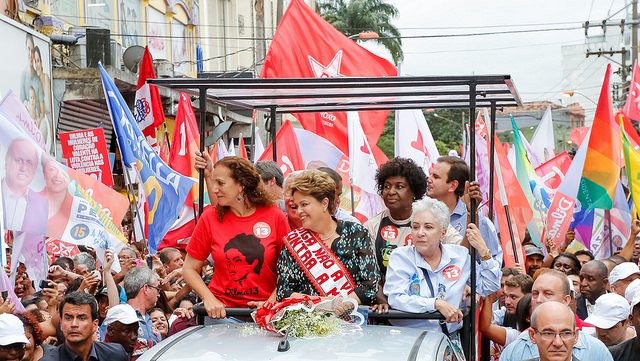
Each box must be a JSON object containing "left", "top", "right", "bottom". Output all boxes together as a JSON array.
[{"left": 308, "top": 50, "right": 344, "bottom": 78}]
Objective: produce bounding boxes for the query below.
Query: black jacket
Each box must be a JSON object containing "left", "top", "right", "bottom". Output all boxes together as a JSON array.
[{"left": 39, "top": 341, "right": 129, "bottom": 361}]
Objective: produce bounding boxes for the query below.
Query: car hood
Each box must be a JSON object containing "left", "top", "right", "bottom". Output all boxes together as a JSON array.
[{"left": 138, "top": 324, "right": 449, "bottom": 361}]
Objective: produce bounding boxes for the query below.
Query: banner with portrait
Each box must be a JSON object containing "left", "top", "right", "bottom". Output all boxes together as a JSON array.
[
  {"left": 0, "top": 16, "right": 55, "bottom": 155},
  {"left": 0, "top": 105, "right": 129, "bottom": 278}
]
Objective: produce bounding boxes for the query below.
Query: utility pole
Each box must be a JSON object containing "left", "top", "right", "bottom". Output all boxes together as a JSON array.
[{"left": 633, "top": 0, "right": 638, "bottom": 67}]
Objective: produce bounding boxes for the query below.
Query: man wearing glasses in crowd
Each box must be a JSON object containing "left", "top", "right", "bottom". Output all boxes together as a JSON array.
[
  {"left": 525, "top": 301, "right": 578, "bottom": 361},
  {"left": 499, "top": 269, "right": 612, "bottom": 361}
]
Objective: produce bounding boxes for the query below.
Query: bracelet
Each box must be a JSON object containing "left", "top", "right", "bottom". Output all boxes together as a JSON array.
[{"left": 480, "top": 251, "right": 492, "bottom": 262}]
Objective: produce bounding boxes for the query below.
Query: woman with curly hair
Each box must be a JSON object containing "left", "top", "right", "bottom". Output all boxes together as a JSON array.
[
  {"left": 18, "top": 312, "right": 51, "bottom": 361},
  {"left": 364, "top": 157, "right": 461, "bottom": 312},
  {"left": 184, "top": 156, "right": 290, "bottom": 319},
  {"left": 276, "top": 170, "right": 379, "bottom": 305}
]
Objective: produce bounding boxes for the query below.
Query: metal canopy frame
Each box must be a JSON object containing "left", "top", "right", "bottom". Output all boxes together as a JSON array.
[{"left": 149, "top": 75, "right": 521, "bottom": 361}]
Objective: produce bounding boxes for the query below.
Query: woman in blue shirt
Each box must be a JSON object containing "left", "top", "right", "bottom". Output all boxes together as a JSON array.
[{"left": 384, "top": 197, "right": 501, "bottom": 336}]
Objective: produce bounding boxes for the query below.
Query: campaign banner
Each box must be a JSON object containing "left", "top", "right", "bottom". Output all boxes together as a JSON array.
[
  {"left": 0, "top": 110, "right": 128, "bottom": 278},
  {"left": 60, "top": 128, "right": 114, "bottom": 187}
]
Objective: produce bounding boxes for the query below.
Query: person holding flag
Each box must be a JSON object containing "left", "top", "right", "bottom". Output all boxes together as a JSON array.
[{"left": 183, "top": 156, "right": 290, "bottom": 318}]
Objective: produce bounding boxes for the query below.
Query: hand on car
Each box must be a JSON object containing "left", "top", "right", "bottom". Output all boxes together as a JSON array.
[
  {"left": 204, "top": 297, "right": 227, "bottom": 319},
  {"left": 435, "top": 299, "right": 463, "bottom": 323},
  {"left": 370, "top": 303, "right": 389, "bottom": 314}
]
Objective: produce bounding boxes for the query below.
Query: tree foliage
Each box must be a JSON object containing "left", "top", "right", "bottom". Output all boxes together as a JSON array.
[
  {"left": 315, "top": 0, "right": 403, "bottom": 64},
  {"left": 376, "top": 109, "right": 465, "bottom": 159}
]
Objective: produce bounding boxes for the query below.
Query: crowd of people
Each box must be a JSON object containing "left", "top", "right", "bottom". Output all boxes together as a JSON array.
[{"left": 2, "top": 154, "right": 640, "bottom": 361}]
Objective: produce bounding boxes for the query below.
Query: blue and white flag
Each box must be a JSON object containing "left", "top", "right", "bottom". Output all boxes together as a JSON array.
[{"left": 99, "top": 64, "right": 195, "bottom": 251}]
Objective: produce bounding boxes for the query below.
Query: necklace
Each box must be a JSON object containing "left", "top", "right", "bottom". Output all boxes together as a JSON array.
[{"left": 319, "top": 230, "right": 338, "bottom": 241}]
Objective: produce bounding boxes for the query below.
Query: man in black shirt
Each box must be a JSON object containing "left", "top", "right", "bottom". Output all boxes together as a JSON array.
[
  {"left": 40, "top": 292, "right": 129, "bottom": 361},
  {"left": 608, "top": 287, "right": 640, "bottom": 360}
]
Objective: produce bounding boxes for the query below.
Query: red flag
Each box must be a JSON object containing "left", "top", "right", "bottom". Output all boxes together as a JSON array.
[
  {"left": 261, "top": 0, "right": 397, "bottom": 155},
  {"left": 258, "top": 120, "right": 305, "bottom": 177},
  {"left": 570, "top": 126, "right": 589, "bottom": 148},
  {"left": 623, "top": 61, "right": 640, "bottom": 122},
  {"left": 134, "top": 46, "right": 165, "bottom": 149},
  {"left": 169, "top": 93, "right": 200, "bottom": 204},
  {"left": 493, "top": 135, "right": 530, "bottom": 271},
  {"left": 618, "top": 111, "right": 640, "bottom": 149},
  {"left": 238, "top": 137, "right": 248, "bottom": 160},
  {"left": 534, "top": 152, "right": 572, "bottom": 192}
]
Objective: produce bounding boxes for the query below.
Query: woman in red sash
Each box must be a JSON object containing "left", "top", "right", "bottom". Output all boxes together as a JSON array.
[
  {"left": 276, "top": 170, "right": 380, "bottom": 305},
  {"left": 184, "top": 156, "right": 290, "bottom": 319}
]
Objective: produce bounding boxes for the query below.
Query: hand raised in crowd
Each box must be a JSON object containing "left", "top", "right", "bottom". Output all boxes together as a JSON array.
[
  {"left": 194, "top": 149, "right": 213, "bottom": 178},
  {"left": 78, "top": 272, "right": 100, "bottom": 293},
  {"left": 462, "top": 181, "right": 482, "bottom": 213},
  {"left": 466, "top": 223, "right": 490, "bottom": 257},
  {"left": 104, "top": 249, "right": 116, "bottom": 272},
  {"left": 203, "top": 296, "right": 227, "bottom": 319},
  {"left": 173, "top": 307, "right": 194, "bottom": 320},
  {"left": 564, "top": 228, "right": 576, "bottom": 244},
  {"left": 631, "top": 219, "right": 640, "bottom": 237},
  {"left": 41, "top": 281, "right": 59, "bottom": 309},
  {"left": 435, "top": 299, "right": 463, "bottom": 323},
  {"left": 0, "top": 296, "right": 15, "bottom": 315}
]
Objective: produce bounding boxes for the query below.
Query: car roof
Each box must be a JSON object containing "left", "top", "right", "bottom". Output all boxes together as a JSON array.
[{"left": 138, "top": 324, "right": 452, "bottom": 361}]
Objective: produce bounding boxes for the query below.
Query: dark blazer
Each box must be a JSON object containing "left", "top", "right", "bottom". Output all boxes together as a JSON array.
[
  {"left": 576, "top": 295, "right": 588, "bottom": 320},
  {"left": 39, "top": 341, "right": 129, "bottom": 361}
]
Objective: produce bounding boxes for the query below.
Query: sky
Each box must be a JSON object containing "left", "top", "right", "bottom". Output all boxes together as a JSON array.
[{"left": 360, "top": 0, "right": 629, "bottom": 118}]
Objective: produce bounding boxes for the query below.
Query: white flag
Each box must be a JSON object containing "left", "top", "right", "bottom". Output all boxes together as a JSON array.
[
  {"left": 347, "top": 112, "right": 378, "bottom": 194},
  {"left": 530, "top": 106, "right": 556, "bottom": 164},
  {"left": 253, "top": 127, "right": 266, "bottom": 162},
  {"left": 228, "top": 138, "right": 237, "bottom": 156},
  {"left": 395, "top": 109, "right": 440, "bottom": 174},
  {"left": 217, "top": 139, "right": 230, "bottom": 159}
]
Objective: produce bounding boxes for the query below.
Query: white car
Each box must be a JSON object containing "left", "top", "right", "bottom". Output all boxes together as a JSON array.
[{"left": 138, "top": 322, "right": 459, "bottom": 361}]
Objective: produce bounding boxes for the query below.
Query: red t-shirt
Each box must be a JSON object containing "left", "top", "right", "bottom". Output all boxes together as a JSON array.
[{"left": 187, "top": 205, "right": 290, "bottom": 307}]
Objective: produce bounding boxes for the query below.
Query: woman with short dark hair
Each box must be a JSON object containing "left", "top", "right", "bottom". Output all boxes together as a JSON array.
[{"left": 276, "top": 170, "right": 379, "bottom": 305}]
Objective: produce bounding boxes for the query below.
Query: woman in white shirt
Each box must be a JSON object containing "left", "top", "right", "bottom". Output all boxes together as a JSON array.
[{"left": 384, "top": 197, "right": 501, "bottom": 336}]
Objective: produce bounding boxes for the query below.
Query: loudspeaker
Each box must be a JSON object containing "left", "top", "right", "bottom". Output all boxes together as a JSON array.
[{"left": 86, "top": 28, "right": 111, "bottom": 68}]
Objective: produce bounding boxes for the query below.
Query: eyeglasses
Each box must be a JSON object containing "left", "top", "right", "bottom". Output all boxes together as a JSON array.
[
  {"left": 146, "top": 284, "right": 161, "bottom": 292},
  {"left": 0, "top": 343, "right": 26, "bottom": 352},
  {"left": 533, "top": 329, "right": 576, "bottom": 341}
]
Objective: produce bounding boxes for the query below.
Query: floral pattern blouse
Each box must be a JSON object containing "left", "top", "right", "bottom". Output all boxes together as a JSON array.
[{"left": 276, "top": 220, "right": 381, "bottom": 305}]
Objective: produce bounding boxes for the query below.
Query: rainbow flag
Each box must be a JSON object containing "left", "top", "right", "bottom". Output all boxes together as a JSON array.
[
  {"left": 577, "top": 64, "right": 620, "bottom": 210},
  {"left": 511, "top": 116, "right": 550, "bottom": 247}
]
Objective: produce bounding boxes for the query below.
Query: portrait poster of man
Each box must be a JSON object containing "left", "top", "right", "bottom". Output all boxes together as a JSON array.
[{"left": 0, "top": 16, "right": 55, "bottom": 155}]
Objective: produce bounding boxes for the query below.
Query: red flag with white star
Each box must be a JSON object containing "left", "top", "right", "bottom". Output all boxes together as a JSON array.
[
  {"left": 134, "top": 47, "right": 165, "bottom": 149},
  {"left": 258, "top": 120, "right": 305, "bottom": 178},
  {"left": 624, "top": 61, "right": 640, "bottom": 122},
  {"left": 261, "top": 0, "right": 397, "bottom": 158}
]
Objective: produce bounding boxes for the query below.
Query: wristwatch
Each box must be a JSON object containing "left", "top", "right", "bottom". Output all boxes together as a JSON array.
[{"left": 480, "top": 251, "right": 492, "bottom": 262}]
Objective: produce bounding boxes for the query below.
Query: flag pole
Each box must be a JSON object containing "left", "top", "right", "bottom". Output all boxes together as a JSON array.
[
  {"left": 270, "top": 106, "right": 277, "bottom": 161},
  {"left": 468, "top": 81, "right": 478, "bottom": 361},
  {"left": 163, "top": 123, "right": 172, "bottom": 151},
  {"left": 494, "top": 151, "right": 519, "bottom": 264},
  {"left": 488, "top": 103, "right": 496, "bottom": 222},
  {"left": 250, "top": 112, "right": 257, "bottom": 162},
  {"left": 198, "top": 88, "right": 206, "bottom": 218},
  {"left": 122, "top": 165, "right": 145, "bottom": 248},
  {"left": 606, "top": 209, "right": 613, "bottom": 256}
]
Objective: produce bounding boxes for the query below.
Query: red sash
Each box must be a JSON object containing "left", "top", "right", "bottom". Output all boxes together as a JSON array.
[{"left": 283, "top": 227, "right": 356, "bottom": 297}]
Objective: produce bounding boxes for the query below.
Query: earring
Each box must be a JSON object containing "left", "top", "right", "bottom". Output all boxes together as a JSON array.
[{"left": 236, "top": 194, "right": 244, "bottom": 202}]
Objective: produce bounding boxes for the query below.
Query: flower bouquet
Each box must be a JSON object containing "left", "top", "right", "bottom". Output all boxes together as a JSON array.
[{"left": 252, "top": 295, "right": 364, "bottom": 338}]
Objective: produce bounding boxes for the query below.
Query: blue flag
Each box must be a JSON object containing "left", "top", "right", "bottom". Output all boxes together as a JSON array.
[{"left": 98, "top": 64, "right": 195, "bottom": 251}]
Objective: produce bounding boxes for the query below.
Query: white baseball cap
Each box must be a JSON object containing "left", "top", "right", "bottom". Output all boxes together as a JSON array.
[
  {"left": 625, "top": 278, "right": 640, "bottom": 303},
  {"left": 585, "top": 293, "right": 631, "bottom": 329},
  {"left": 0, "top": 314, "right": 29, "bottom": 346},
  {"left": 103, "top": 304, "right": 139, "bottom": 326},
  {"left": 609, "top": 262, "right": 640, "bottom": 285}
]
